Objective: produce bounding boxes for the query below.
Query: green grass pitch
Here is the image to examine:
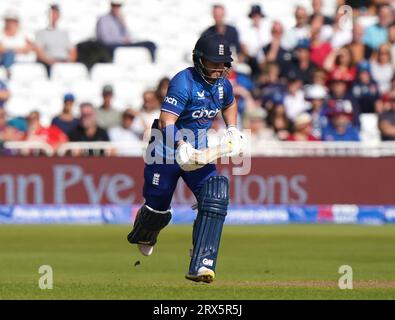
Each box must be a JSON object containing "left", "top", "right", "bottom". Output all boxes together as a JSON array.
[{"left": 0, "top": 224, "right": 394, "bottom": 299}]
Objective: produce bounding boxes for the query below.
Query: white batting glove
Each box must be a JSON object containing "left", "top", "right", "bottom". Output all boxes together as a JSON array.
[
  {"left": 221, "top": 126, "right": 246, "bottom": 157},
  {"left": 175, "top": 142, "right": 204, "bottom": 171}
]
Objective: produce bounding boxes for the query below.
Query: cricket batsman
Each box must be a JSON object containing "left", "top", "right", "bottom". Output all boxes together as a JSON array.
[{"left": 127, "top": 33, "right": 245, "bottom": 283}]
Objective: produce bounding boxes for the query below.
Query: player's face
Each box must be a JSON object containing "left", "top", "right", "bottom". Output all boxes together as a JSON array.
[{"left": 202, "top": 59, "right": 226, "bottom": 83}]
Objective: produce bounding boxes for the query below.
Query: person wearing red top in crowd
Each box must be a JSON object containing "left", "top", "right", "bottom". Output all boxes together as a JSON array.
[
  {"left": 309, "top": 14, "right": 332, "bottom": 69},
  {"left": 325, "top": 46, "right": 356, "bottom": 82},
  {"left": 24, "top": 110, "right": 68, "bottom": 150},
  {"left": 287, "top": 112, "right": 319, "bottom": 141}
]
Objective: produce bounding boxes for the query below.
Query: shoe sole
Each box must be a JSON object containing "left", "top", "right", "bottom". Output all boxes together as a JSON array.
[{"left": 185, "top": 270, "right": 215, "bottom": 283}]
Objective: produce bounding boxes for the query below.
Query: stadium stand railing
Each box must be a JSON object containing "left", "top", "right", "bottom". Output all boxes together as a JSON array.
[{"left": 4, "top": 141, "right": 395, "bottom": 157}]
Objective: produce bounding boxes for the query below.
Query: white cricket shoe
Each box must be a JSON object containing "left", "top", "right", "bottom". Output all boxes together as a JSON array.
[
  {"left": 138, "top": 244, "right": 154, "bottom": 256},
  {"left": 185, "top": 266, "right": 215, "bottom": 283}
]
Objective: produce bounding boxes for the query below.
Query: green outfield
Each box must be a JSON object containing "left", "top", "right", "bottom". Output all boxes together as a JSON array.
[{"left": 0, "top": 224, "right": 394, "bottom": 300}]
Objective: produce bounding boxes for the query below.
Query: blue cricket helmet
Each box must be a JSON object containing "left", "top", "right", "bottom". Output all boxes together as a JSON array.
[{"left": 192, "top": 33, "right": 233, "bottom": 84}]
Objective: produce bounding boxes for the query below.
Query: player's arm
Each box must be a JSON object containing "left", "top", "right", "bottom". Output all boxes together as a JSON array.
[
  {"left": 159, "top": 109, "right": 209, "bottom": 170},
  {"left": 221, "top": 99, "right": 238, "bottom": 128},
  {"left": 159, "top": 110, "right": 187, "bottom": 140},
  {"left": 220, "top": 84, "right": 245, "bottom": 157}
]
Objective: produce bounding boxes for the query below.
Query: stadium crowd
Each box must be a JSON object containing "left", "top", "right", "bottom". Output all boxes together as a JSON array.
[{"left": 2, "top": 0, "right": 395, "bottom": 155}]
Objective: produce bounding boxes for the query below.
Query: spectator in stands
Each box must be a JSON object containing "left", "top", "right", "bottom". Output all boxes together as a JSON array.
[
  {"left": 239, "top": 4, "right": 271, "bottom": 76},
  {"left": 370, "top": 43, "right": 394, "bottom": 94},
  {"left": 328, "top": 74, "right": 361, "bottom": 127},
  {"left": 363, "top": 4, "right": 393, "bottom": 50},
  {"left": 284, "top": 71, "right": 308, "bottom": 120},
  {"left": 259, "top": 21, "right": 291, "bottom": 77},
  {"left": 266, "top": 92, "right": 293, "bottom": 140},
  {"left": 7, "top": 116, "right": 27, "bottom": 133},
  {"left": 325, "top": 6, "right": 353, "bottom": 49},
  {"left": 96, "top": 85, "right": 121, "bottom": 130},
  {"left": 51, "top": 93, "right": 80, "bottom": 135},
  {"left": 324, "top": 46, "right": 356, "bottom": 82},
  {"left": 24, "top": 110, "right": 68, "bottom": 150},
  {"left": 288, "top": 39, "right": 317, "bottom": 85},
  {"left": 0, "top": 10, "right": 34, "bottom": 77},
  {"left": 0, "top": 79, "right": 10, "bottom": 108},
  {"left": 305, "top": 84, "right": 329, "bottom": 139},
  {"left": 322, "top": 100, "right": 360, "bottom": 141},
  {"left": 227, "top": 67, "right": 255, "bottom": 116},
  {"left": 258, "top": 62, "right": 286, "bottom": 108},
  {"left": 35, "top": 4, "right": 77, "bottom": 76},
  {"left": 201, "top": 4, "right": 242, "bottom": 56},
  {"left": 311, "top": 68, "right": 328, "bottom": 86},
  {"left": 287, "top": 112, "right": 319, "bottom": 141},
  {"left": 310, "top": 0, "right": 333, "bottom": 25},
  {"left": 351, "top": 60, "right": 380, "bottom": 113},
  {"left": 96, "top": 0, "right": 157, "bottom": 62},
  {"left": 0, "top": 109, "right": 23, "bottom": 142},
  {"left": 349, "top": 24, "right": 373, "bottom": 64},
  {"left": 243, "top": 107, "right": 276, "bottom": 143},
  {"left": 155, "top": 77, "right": 170, "bottom": 102},
  {"left": 388, "top": 22, "right": 395, "bottom": 68},
  {"left": 132, "top": 90, "right": 161, "bottom": 139},
  {"left": 309, "top": 13, "right": 332, "bottom": 44},
  {"left": 309, "top": 15, "right": 333, "bottom": 69},
  {"left": 378, "top": 90, "right": 395, "bottom": 140},
  {"left": 68, "top": 103, "right": 110, "bottom": 155},
  {"left": 109, "top": 108, "right": 140, "bottom": 155},
  {"left": 283, "top": 6, "right": 310, "bottom": 50}
]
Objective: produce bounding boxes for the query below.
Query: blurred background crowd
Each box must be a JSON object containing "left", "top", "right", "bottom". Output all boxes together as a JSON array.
[{"left": 1, "top": 0, "right": 395, "bottom": 155}]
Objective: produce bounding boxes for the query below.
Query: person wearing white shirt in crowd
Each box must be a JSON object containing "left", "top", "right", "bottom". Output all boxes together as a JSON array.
[
  {"left": 131, "top": 90, "right": 161, "bottom": 140},
  {"left": 284, "top": 71, "right": 308, "bottom": 120},
  {"left": 371, "top": 43, "right": 394, "bottom": 94},
  {"left": 387, "top": 23, "right": 395, "bottom": 69},
  {"left": 0, "top": 10, "right": 34, "bottom": 76},
  {"left": 109, "top": 109, "right": 141, "bottom": 156},
  {"left": 35, "top": 4, "right": 77, "bottom": 76},
  {"left": 322, "top": 6, "right": 353, "bottom": 49},
  {"left": 283, "top": 6, "right": 310, "bottom": 50},
  {"left": 239, "top": 4, "right": 271, "bottom": 75}
]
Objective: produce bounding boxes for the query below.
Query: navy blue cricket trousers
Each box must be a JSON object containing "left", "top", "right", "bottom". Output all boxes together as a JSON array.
[{"left": 143, "top": 162, "right": 217, "bottom": 211}]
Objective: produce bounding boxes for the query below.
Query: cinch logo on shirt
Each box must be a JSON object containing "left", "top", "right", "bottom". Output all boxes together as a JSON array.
[
  {"left": 192, "top": 108, "right": 220, "bottom": 119},
  {"left": 164, "top": 96, "right": 177, "bottom": 106}
]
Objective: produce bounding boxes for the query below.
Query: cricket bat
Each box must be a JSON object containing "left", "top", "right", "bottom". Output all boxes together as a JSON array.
[{"left": 189, "top": 141, "right": 233, "bottom": 165}]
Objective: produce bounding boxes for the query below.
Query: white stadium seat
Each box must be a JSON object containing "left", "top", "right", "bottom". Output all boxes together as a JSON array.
[
  {"left": 113, "top": 47, "right": 152, "bottom": 68},
  {"left": 90, "top": 63, "right": 127, "bottom": 85},
  {"left": 10, "top": 63, "right": 48, "bottom": 83},
  {"left": 127, "top": 64, "right": 168, "bottom": 90},
  {"left": 70, "top": 80, "right": 101, "bottom": 104},
  {"left": 360, "top": 114, "right": 381, "bottom": 142},
  {"left": 113, "top": 81, "right": 146, "bottom": 110},
  {"left": 5, "top": 96, "right": 37, "bottom": 117},
  {"left": 51, "top": 63, "right": 89, "bottom": 84}
]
